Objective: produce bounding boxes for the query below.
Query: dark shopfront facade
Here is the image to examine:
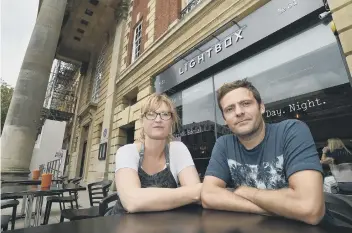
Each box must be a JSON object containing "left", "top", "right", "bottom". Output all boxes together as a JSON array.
[{"left": 154, "top": 0, "right": 352, "bottom": 178}]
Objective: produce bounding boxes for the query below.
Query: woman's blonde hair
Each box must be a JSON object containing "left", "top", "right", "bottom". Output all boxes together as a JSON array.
[
  {"left": 328, "top": 138, "right": 352, "bottom": 154},
  {"left": 139, "top": 93, "right": 179, "bottom": 142}
]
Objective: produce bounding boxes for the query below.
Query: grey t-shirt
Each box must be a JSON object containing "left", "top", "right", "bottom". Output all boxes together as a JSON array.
[{"left": 205, "top": 119, "right": 323, "bottom": 189}]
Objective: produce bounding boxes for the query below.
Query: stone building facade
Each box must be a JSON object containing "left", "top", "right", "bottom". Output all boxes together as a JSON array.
[{"left": 65, "top": 0, "right": 352, "bottom": 186}]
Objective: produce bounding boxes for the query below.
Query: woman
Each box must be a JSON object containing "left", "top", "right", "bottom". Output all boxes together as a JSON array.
[
  {"left": 107, "top": 93, "right": 201, "bottom": 215},
  {"left": 321, "top": 138, "right": 352, "bottom": 165}
]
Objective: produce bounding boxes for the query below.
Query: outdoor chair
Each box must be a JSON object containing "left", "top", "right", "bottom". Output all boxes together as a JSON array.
[
  {"left": 59, "top": 180, "right": 112, "bottom": 222},
  {"left": 1, "top": 199, "right": 19, "bottom": 231}
]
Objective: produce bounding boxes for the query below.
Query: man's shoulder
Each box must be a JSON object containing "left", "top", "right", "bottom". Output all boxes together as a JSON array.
[
  {"left": 268, "top": 119, "right": 307, "bottom": 133},
  {"left": 216, "top": 134, "right": 234, "bottom": 145}
]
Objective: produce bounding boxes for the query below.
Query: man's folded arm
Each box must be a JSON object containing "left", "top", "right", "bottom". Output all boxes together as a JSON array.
[
  {"left": 201, "top": 176, "right": 269, "bottom": 215},
  {"left": 234, "top": 170, "right": 325, "bottom": 225}
]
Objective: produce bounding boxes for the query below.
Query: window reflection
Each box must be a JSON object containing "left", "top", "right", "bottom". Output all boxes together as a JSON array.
[{"left": 170, "top": 79, "right": 216, "bottom": 178}]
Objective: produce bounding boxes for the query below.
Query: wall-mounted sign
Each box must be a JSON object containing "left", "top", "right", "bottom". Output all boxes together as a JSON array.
[
  {"left": 278, "top": 0, "right": 298, "bottom": 15},
  {"left": 103, "top": 128, "right": 108, "bottom": 138},
  {"left": 98, "top": 142, "right": 107, "bottom": 161},
  {"left": 178, "top": 26, "right": 246, "bottom": 76},
  {"left": 154, "top": 0, "right": 323, "bottom": 93}
]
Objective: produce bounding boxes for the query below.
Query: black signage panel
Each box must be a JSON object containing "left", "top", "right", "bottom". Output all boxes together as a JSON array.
[{"left": 154, "top": 0, "right": 324, "bottom": 93}]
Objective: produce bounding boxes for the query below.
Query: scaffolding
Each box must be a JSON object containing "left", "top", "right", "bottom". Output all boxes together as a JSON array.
[{"left": 41, "top": 59, "right": 80, "bottom": 125}]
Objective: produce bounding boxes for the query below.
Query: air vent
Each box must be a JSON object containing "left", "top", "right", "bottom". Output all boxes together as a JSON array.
[
  {"left": 85, "top": 9, "right": 93, "bottom": 16},
  {"left": 77, "top": 28, "right": 85, "bottom": 34},
  {"left": 80, "top": 19, "right": 89, "bottom": 26},
  {"left": 89, "top": 0, "right": 99, "bottom": 6}
]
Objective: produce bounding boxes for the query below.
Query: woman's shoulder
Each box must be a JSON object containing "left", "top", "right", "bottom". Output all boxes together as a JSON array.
[
  {"left": 116, "top": 143, "right": 139, "bottom": 156},
  {"left": 169, "top": 141, "right": 188, "bottom": 150}
]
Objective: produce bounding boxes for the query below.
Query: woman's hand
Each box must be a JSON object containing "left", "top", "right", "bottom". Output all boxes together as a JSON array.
[
  {"left": 320, "top": 157, "right": 334, "bottom": 164},
  {"left": 186, "top": 183, "right": 203, "bottom": 203},
  {"left": 322, "top": 146, "right": 329, "bottom": 154}
]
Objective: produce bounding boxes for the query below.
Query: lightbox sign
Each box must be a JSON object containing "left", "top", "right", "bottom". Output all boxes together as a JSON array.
[{"left": 154, "top": 0, "right": 324, "bottom": 93}]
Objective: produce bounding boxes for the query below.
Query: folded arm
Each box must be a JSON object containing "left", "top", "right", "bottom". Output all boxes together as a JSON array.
[
  {"left": 116, "top": 166, "right": 201, "bottom": 213},
  {"left": 201, "top": 176, "right": 269, "bottom": 215},
  {"left": 234, "top": 170, "right": 325, "bottom": 225},
  {"left": 320, "top": 153, "right": 334, "bottom": 164}
]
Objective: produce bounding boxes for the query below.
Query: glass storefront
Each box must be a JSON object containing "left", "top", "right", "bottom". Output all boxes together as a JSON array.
[{"left": 170, "top": 22, "right": 352, "bottom": 178}]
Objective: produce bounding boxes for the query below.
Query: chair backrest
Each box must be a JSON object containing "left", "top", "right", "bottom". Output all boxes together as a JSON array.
[
  {"left": 87, "top": 180, "right": 113, "bottom": 207},
  {"left": 99, "top": 193, "right": 118, "bottom": 216},
  {"left": 46, "top": 158, "right": 62, "bottom": 178},
  {"left": 68, "top": 177, "right": 82, "bottom": 185},
  {"left": 329, "top": 163, "right": 352, "bottom": 182},
  {"left": 1, "top": 200, "right": 20, "bottom": 209}
]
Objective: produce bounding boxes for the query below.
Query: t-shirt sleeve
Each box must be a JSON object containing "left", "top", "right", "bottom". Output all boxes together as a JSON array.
[
  {"left": 171, "top": 141, "right": 195, "bottom": 174},
  {"left": 115, "top": 144, "right": 139, "bottom": 172},
  {"left": 283, "top": 120, "right": 323, "bottom": 178},
  {"left": 204, "top": 136, "right": 231, "bottom": 184}
]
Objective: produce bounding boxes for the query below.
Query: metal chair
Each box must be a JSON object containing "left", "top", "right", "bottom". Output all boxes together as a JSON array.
[
  {"left": 1, "top": 200, "right": 19, "bottom": 231},
  {"left": 59, "top": 180, "right": 112, "bottom": 222},
  {"left": 42, "top": 177, "right": 82, "bottom": 225},
  {"left": 99, "top": 193, "right": 118, "bottom": 216},
  {"left": 88, "top": 180, "right": 112, "bottom": 207}
]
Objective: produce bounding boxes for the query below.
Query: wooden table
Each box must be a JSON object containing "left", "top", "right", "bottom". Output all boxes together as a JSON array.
[
  {"left": 7, "top": 205, "right": 351, "bottom": 233},
  {"left": 1, "top": 184, "right": 86, "bottom": 228}
]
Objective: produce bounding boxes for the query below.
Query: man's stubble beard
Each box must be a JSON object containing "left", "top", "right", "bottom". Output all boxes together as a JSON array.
[{"left": 235, "top": 117, "right": 264, "bottom": 141}]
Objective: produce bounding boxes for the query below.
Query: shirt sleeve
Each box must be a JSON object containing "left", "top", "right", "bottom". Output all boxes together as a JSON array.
[
  {"left": 204, "top": 136, "right": 231, "bottom": 184},
  {"left": 283, "top": 120, "right": 323, "bottom": 178},
  {"left": 170, "top": 141, "right": 195, "bottom": 175},
  {"left": 115, "top": 144, "right": 140, "bottom": 172}
]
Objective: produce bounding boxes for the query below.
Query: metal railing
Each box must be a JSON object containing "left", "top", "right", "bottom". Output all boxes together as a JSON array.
[
  {"left": 45, "top": 158, "right": 62, "bottom": 179},
  {"left": 180, "top": 0, "right": 204, "bottom": 18}
]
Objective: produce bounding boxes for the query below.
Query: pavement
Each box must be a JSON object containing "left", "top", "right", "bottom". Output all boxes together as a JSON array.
[{"left": 1, "top": 189, "right": 104, "bottom": 230}]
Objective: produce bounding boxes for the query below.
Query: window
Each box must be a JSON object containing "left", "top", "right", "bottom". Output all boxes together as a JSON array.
[
  {"left": 170, "top": 78, "right": 216, "bottom": 177},
  {"left": 132, "top": 21, "right": 142, "bottom": 62},
  {"left": 123, "top": 87, "right": 138, "bottom": 108},
  {"left": 91, "top": 43, "right": 107, "bottom": 103}
]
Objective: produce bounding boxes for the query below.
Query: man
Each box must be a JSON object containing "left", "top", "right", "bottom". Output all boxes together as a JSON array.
[{"left": 201, "top": 79, "right": 325, "bottom": 225}]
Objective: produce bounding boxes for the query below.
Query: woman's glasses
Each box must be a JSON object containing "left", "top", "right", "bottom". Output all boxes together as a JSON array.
[{"left": 144, "top": 111, "right": 172, "bottom": 120}]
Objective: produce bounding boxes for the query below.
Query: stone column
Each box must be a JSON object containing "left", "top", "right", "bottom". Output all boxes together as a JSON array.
[{"left": 1, "top": 0, "right": 67, "bottom": 178}]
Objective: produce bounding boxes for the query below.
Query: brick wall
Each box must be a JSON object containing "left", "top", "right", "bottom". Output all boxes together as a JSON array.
[{"left": 155, "top": 0, "right": 181, "bottom": 40}]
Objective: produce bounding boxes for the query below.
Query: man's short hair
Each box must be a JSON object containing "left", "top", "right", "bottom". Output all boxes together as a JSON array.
[{"left": 217, "top": 79, "right": 262, "bottom": 113}]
